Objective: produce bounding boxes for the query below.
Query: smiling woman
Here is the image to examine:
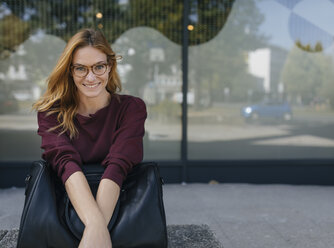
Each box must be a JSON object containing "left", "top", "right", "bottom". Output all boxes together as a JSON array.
[
  {"left": 33, "top": 28, "right": 123, "bottom": 138},
  {"left": 31, "top": 28, "right": 147, "bottom": 248}
]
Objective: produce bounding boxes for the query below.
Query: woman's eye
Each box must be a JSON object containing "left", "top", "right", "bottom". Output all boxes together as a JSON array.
[
  {"left": 75, "top": 66, "right": 86, "bottom": 72},
  {"left": 95, "top": 64, "right": 106, "bottom": 70}
]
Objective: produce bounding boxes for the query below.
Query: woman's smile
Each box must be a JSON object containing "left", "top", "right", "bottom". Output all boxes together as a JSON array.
[{"left": 83, "top": 82, "right": 102, "bottom": 88}]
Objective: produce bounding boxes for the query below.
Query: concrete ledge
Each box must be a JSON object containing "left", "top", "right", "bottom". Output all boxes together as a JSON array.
[{"left": 0, "top": 225, "right": 222, "bottom": 248}]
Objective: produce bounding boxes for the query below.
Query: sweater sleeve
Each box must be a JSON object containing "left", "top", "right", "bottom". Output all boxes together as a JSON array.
[
  {"left": 101, "top": 97, "right": 147, "bottom": 187},
  {"left": 37, "top": 111, "right": 83, "bottom": 184}
]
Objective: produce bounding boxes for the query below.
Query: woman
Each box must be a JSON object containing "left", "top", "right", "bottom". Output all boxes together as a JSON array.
[{"left": 33, "top": 28, "right": 147, "bottom": 248}]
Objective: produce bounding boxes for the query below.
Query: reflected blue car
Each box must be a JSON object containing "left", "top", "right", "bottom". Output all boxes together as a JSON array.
[{"left": 241, "top": 100, "right": 292, "bottom": 122}]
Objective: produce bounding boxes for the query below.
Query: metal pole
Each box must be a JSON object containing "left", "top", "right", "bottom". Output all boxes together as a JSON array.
[{"left": 181, "top": 0, "right": 189, "bottom": 184}]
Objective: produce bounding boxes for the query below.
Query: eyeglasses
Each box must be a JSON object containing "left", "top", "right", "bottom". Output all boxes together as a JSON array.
[{"left": 71, "top": 63, "right": 109, "bottom": 77}]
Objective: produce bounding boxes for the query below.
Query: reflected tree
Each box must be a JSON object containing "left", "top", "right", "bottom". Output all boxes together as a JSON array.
[
  {"left": 2, "top": 0, "right": 236, "bottom": 49},
  {"left": 281, "top": 45, "right": 334, "bottom": 106},
  {"left": 295, "top": 40, "right": 323, "bottom": 53},
  {"left": 189, "top": 0, "right": 267, "bottom": 108}
]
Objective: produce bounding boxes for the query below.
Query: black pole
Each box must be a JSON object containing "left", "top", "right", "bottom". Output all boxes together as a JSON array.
[{"left": 181, "top": 0, "right": 189, "bottom": 183}]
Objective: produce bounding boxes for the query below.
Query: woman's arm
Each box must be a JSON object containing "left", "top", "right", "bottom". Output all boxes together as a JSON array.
[
  {"left": 96, "top": 179, "right": 120, "bottom": 225},
  {"left": 97, "top": 96, "right": 146, "bottom": 228},
  {"left": 98, "top": 97, "right": 146, "bottom": 224},
  {"left": 65, "top": 171, "right": 112, "bottom": 248},
  {"left": 37, "top": 111, "right": 83, "bottom": 183},
  {"left": 101, "top": 97, "right": 147, "bottom": 188}
]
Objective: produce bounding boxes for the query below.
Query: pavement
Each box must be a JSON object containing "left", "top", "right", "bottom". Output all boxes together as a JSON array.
[{"left": 1, "top": 183, "right": 334, "bottom": 248}]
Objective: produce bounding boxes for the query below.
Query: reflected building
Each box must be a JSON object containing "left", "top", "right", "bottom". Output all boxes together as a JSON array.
[{"left": 248, "top": 46, "right": 288, "bottom": 101}]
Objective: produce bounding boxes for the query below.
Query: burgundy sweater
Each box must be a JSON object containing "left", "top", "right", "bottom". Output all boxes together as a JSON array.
[{"left": 37, "top": 94, "right": 147, "bottom": 187}]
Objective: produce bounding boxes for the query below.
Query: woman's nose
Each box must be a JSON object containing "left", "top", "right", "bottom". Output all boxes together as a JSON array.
[{"left": 85, "top": 70, "right": 96, "bottom": 81}]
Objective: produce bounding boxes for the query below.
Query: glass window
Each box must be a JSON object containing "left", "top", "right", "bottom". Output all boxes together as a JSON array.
[
  {"left": 0, "top": 1, "right": 182, "bottom": 161},
  {"left": 188, "top": 0, "right": 334, "bottom": 159},
  {"left": 1, "top": 0, "right": 334, "bottom": 163},
  {"left": 113, "top": 27, "right": 182, "bottom": 160}
]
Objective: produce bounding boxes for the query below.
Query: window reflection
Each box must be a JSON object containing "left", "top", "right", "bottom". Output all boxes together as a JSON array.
[
  {"left": 188, "top": 0, "right": 334, "bottom": 159},
  {"left": 1, "top": 0, "right": 334, "bottom": 162},
  {"left": 113, "top": 27, "right": 182, "bottom": 160},
  {"left": 0, "top": 33, "right": 65, "bottom": 160}
]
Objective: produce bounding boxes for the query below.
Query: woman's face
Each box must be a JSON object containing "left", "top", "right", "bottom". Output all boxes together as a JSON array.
[{"left": 71, "top": 46, "right": 110, "bottom": 102}]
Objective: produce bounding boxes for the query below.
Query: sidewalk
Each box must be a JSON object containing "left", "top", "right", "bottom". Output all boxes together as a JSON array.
[{"left": 1, "top": 183, "right": 334, "bottom": 248}]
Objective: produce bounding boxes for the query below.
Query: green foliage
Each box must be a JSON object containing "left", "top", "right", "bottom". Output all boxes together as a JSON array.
[
  {"left": 3, "top": 0, "right": 236, "bottom": 46},
  {"left": 188, "top": 0, "right": 235, "bottom": 45},
  {"left": 0, "top": 14, "right": 30, "bottom": 60},
  {"left": 295, "top": 40, "right": 323, "bottom": 53},
  {"left": 281, "top": 45, "right": 334, "bottom": 107}
]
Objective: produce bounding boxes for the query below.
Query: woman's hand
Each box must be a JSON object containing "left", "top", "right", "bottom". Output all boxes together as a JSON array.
[{"left": 79, "top": 218, "right": 112, "bottom": 248}]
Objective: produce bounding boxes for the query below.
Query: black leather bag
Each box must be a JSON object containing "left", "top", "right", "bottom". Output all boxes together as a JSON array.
[{"left": 17, "top": 160, "right": 168, "bottom": 248}]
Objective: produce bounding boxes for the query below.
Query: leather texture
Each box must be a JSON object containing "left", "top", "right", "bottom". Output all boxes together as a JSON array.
[{"left": 17, "top": 160, "right": 168, "bottom": 248}]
